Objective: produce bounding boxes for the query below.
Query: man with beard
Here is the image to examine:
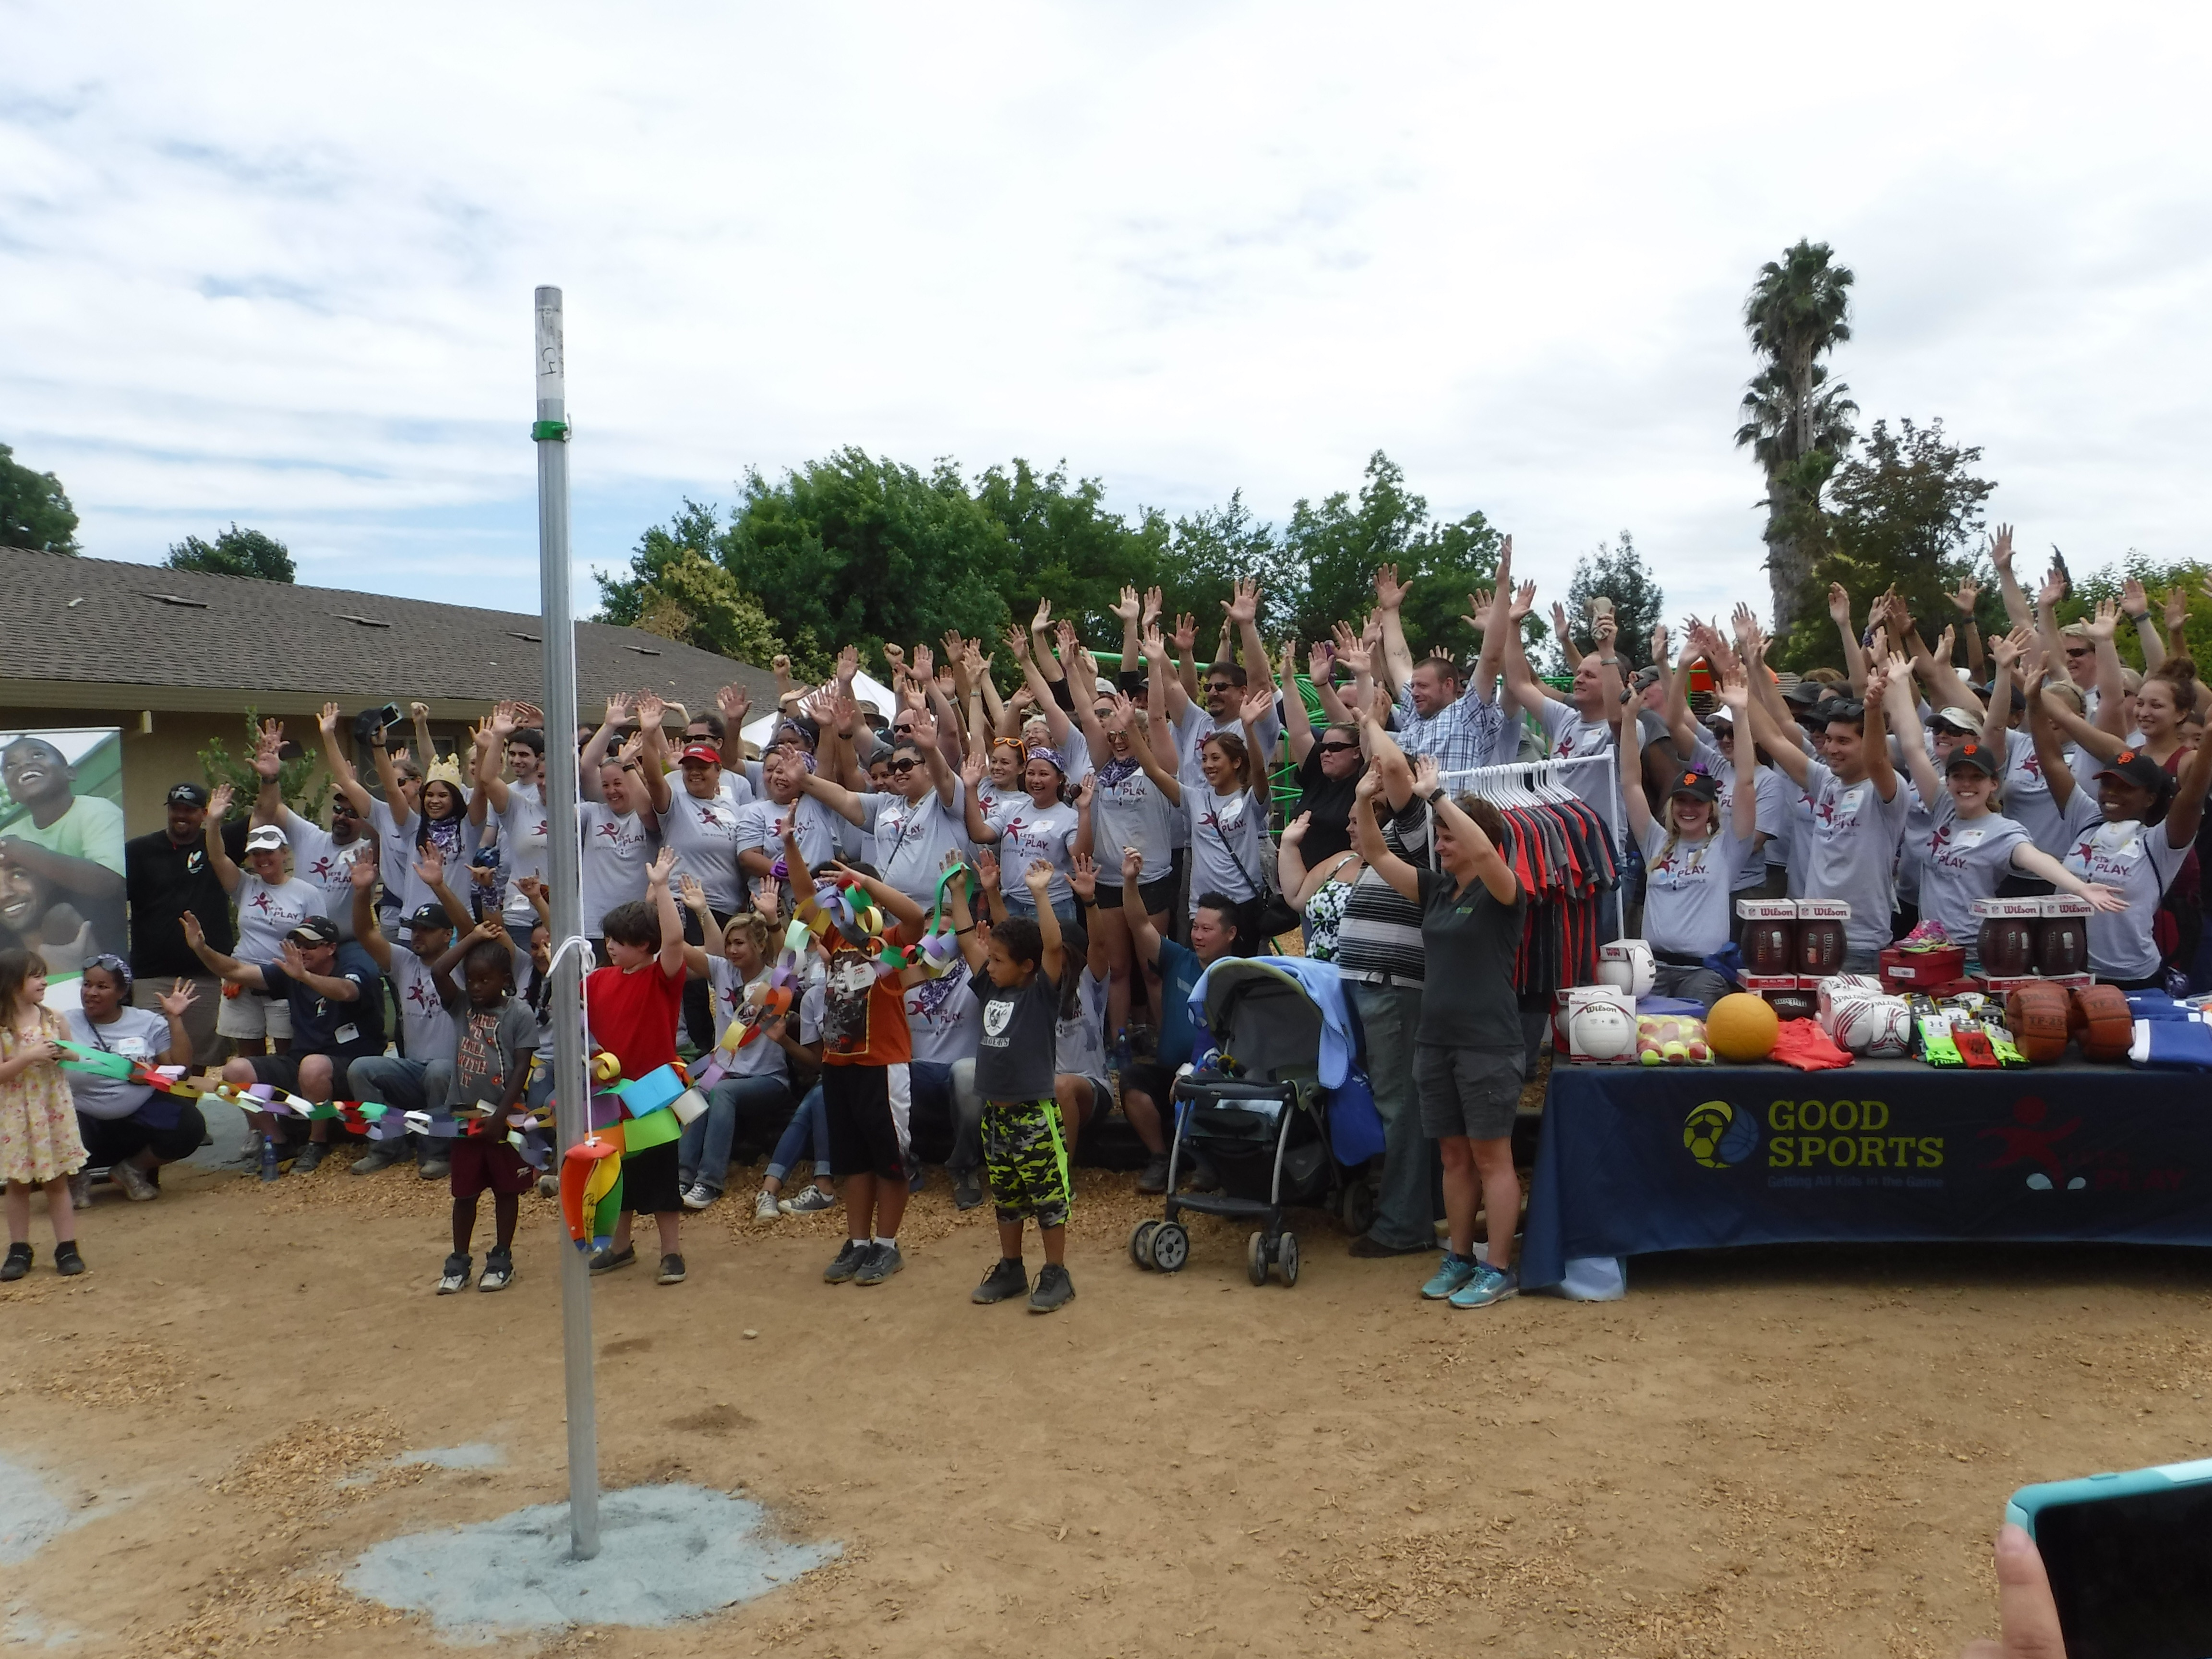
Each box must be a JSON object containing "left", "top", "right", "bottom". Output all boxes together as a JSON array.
[{"left": 123, "top": 781, "right": 242, "bottom": 1067}]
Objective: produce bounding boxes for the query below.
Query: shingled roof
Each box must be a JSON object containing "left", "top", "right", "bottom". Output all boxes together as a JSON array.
[{"left": 0, "top": 546, "right": 778, "bottom": 719}]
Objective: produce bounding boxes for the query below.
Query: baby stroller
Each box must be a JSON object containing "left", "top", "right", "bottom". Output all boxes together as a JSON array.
[{"left": 1128, "top": 959, "right": 1355, "bottom": 1287}]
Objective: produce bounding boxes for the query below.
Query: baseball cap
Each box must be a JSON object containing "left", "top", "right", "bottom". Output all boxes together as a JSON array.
[
  {"left": 1979, "top": 678, "right": 2026, "bottom": 712},
  {"left": 1667, "top": 769, "right": 1720, "bottom": 803},
  {"left": 1781, "top": 680, "right": 1822, "bottom": 707},
  {"left": 678, "top": 743, "right": 723, "bottom": 767},
  {"left": 1929, "top": 707, "right": 1983, "bottom": 735},
  {"left": 2095, "top": 748, "right": 2176, "bottom": 799},
  {"left": 166, "top": 782, "right": 209, "bottom": 807},
  {"left": 1945, "top": 741, "right": 1999, "bottom": 778},
  {"left": 404, "top": 902, "right": 451, "bottom": 932},
  {"left": 1704, "top": 705, "right": 1735, "bottom": 726},
  {"left": 287, "top": 914, "right": 339, "bottom": 946},
  {"left": 1629, "top": 665, "right": 1663, "bottom": 691},
  {"left": 244, "top": 824, "right": 288, "bottom": 853}
]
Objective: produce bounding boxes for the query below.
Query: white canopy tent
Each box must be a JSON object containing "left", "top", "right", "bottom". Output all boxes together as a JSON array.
[{"left": 739, "top": 669, "right": 899, "bottom": 752}]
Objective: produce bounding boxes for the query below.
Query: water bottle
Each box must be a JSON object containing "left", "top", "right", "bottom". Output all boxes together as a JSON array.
[{"left": 259, "top": 1135, "right": 280, "bottom": 1181}]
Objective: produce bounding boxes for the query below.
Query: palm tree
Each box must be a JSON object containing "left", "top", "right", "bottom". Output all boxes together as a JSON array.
[{"left": 1736, "top": 241, "right": 1857, "bottom": 633}]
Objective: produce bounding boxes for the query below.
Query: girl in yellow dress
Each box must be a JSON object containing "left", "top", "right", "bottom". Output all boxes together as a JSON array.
[{"left": 1, "top": 947, "right": 86, "bottom": 1280}]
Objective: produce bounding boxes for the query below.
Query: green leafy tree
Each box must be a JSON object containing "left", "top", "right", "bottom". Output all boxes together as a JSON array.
[
  {"left": 971, "top": 459, "right": 1164, "bottom": 648},
  {"left": 1561, "top": 532, "right": 1665, "bottom": 673},
  {"left": 166, "top": 523, "right": 295, "bottom": 582},
  {"left": 1737, "top": 240, "right": 1857, "bottom": 637},
  {"left": 1777, "top": 418, "right": 1996, "bottom": 669},
  {"left": 0, "top": 441, "right": 80, "bottom": 553},
  {"left": 1151, "top": 492, "right": 1292, "bottom": 647},
  {"left": 2059, "top": 553, "right": 2212, "bottom": 671},
  {"left": 197, "top": 709, "right": 330, "bottom": 819}
]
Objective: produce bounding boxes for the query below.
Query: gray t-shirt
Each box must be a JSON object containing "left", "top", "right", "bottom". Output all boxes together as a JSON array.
[
  {"left": 658, "top": 789, "right": 747, "bottom": 912},
  {"left": 856, "top": 784, "right": 969, "bottom": 903},
  {"left": 1638, "top": 818, "right": 1743, "bottom": 960},
  {"left": 578, "top": 801, "right": 650, "bottom": 934},
  {"left": 1799, "top": 759, "right": 1911, "bottom": 957},
  {"left": 494, "top": 781, "right": 549, "bottom": 926},
  {"left": 1911, "top": 794, "right": 2031, "bottom": 951},
  {"left": 62, "top": 1006, "right": 169, "bottom": 1119},
  {"left": 970, "top": 964, "right": 1061, "bottom": 1103},
  {"left": 386, "top": 940, "right": 462, "bottom": 1065},
  {"left": 280, "top": 808, "right": 372, "bottom": 940},
  {"left": 449, "top": 996, "right": 539, "bottom": 1111}
]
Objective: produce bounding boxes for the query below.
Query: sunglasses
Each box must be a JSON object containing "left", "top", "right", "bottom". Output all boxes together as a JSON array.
[
  {"left": 888, "top": 758, "right": 921, "bottom": 774},
  {"left": 1204, "top": 681, "right": 1237, "bottom": 695},
  {"left": 2064, "top": 646, "right": 2091, "bottom": 658},
  {"left": 1318, "top": 741, "right": 1359, "bottom": 754}
]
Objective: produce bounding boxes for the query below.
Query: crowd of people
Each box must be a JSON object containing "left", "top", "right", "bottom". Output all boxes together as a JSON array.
[{"left": 6, "top": 533, "right": 2210, "bottom": 1315}]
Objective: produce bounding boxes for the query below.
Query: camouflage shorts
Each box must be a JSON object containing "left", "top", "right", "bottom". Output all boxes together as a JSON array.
[{"left": 982, "top": 1099, "right": 1070, "bottom": 1230}]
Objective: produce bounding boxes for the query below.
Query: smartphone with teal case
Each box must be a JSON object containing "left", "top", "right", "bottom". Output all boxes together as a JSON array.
[{"left": 2008, "top": 1456, "right": 2212, "bottom": 1658}]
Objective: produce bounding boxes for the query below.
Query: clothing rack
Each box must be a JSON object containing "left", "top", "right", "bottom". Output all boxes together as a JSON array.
[{"left": 1437, "top": 752, "right": 1626, "bottom": 942}]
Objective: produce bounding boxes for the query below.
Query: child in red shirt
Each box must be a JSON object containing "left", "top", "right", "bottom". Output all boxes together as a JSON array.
[{"left": 584, "top": 848, "right": 692, "bottom": 1284}]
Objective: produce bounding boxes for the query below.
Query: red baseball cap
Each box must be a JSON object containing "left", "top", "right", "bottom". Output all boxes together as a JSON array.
[{"left": 678, "top": 744, "right": 722, "bottom": 767}]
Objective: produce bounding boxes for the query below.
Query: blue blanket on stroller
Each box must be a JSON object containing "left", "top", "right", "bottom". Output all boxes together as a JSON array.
[{"left": 1187, "top": 956, "right": 1385, "bottom": 1166}]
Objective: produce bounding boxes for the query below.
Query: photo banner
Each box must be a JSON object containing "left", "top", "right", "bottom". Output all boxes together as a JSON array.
[{"left": 0, "top": 727, "right": 129, "bottom": 970}]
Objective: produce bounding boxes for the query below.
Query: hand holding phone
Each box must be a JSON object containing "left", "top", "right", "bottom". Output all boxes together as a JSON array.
[{"left": 1996, "top": 1457, "right": 2212, "bottom": 1657}]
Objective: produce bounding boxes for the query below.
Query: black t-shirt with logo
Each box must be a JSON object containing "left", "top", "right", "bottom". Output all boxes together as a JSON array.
[
  {"left": 125, "top": 821, "right": 249, "bottom": 979},
  {"left": 969, "top": 965, "right": 1060, "bottom": 1104}
]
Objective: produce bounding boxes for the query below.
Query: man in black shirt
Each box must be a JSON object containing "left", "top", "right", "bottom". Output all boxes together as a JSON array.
[{"left": 124, "top": 782, "right": 243, "bottom": 1066}]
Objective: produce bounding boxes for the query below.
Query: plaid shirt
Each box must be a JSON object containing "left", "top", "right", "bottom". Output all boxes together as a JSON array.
[{"left": 1391, "top": 682, "right": 1509, "bottom": 776}]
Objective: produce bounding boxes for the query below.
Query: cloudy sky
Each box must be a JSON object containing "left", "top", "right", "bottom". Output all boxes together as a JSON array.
[{"left": 5, "top": 1, "right": 2209, "bottom": 631}]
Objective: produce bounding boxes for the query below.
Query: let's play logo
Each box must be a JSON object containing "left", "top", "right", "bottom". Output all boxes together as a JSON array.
[{"left": 1682, "top": 1101, "right": 1759, "bottom": 1169}]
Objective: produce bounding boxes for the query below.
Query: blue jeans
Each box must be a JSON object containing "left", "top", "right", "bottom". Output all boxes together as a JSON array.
[
  {"left": 1348, "top": 981, "right": 1433, "bottom": 1251},
  {"left": 767, "top": 1083, "right": 830, "bottom": 1186},
  {"left": 909, "top": 1058, "right": 982, "bottom": 1173},
  {"left": 1001, "top": 892, "right": 1080, "bottom": 930},
  {"left": 679, "top": 1073, "right": 796, "bottom": 1196},
  {"left": 346, "top": 1053, "right": 455, "bottom": 1161}
]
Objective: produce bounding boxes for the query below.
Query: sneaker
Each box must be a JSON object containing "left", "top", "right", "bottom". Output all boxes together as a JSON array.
[
  {"left": 418, "top": 1154, "right": 451, "bottom": 1181},
  {"left": 437, "top": 1252, "right": 472, "bottom": 1294},
  {"left": 588, "top": 1244, "right": 637, "bottom": 1274},
  {"left": 751, "top": 1190, "right": 781, "bottom": 1222},
  {"left": 822, "top": 1238, "right": 869, "bottom": 1284},
  {"left": 1026, "top": 1262, "right": 1075, "bottom": 1313},
  {"left": 952, "top": 1168, "right": 984, "bottom": 1211},
  {"left": 780, "top": 1183, "right": 836, "bottom": 1215},
  {"left": 111, "top": 1161, "right": 159, "bottom": 1202},
  {"left": 291, "top": 1141, "right": 327, "bottom": 1174},
  {"left": 350, "top": 1146, "right": 403, "bottom": 1177},
  {"left": 68, "top": 1170, "right": 93, "bottom": 1209},
  {"left": 479, "top": 1249, "right": 515, "bottom": 1293},
  {"left": 53, "top": 1242, "right": 85, "bottom": 1277},
  {"left": 656, "top": 1253, "right": 687, "bottom": 1285},
  {"left": 906, "top": 1165, "right": 926, "bottom": 1195},
  {"left": 1420, "top": 1253, "right": 1479, "bottom": 1301},
  {"left": 972, "top": 1257, "right": 1029, "bottom": 1304},
  {"left": 1184, "top": 1155, "right": 1220, "bottom": 1194},
  {"left": 680, "top": 1183, "right": 718, "bottom": 1212},
  {"left": 1136, "top": 1153, "right": 1169, "bottom": 1195},
  {"left": 854, "top": 1242, "right": 903, "bottom": 1286},
  {"left": 1448, "top": 1262, "right": 1520, "bottom": 1310},
  {"left": 3, "top": 1242, "right": 34, "bottom": 1282}
]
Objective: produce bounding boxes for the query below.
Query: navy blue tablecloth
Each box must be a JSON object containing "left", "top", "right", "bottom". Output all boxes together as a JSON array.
[{"left": 1519, "top": 1059, "right": 2212, "bottom": 1290}]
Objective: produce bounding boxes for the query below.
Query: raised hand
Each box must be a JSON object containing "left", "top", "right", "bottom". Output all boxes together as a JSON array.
[
  {"left": 1305, "top": 640, "right": 1334, "bottom": 684},
  {"left": 1110, "top": 585, "right": 1141, "bottom": 623},
  {"left": 252, "top": 724, "right": 284, "bottom": 781},
  {"left": 1461, "top": 588, "right": 1495, "bottom": 634},
  {"left": 1649, "top": 620, "right": 1671, "bottom": 664},
  {"left": 318, "top": 700, "right": 342, "bottom": 739},
  {"left": 157, "top": 978, "right": 198, "bottom": 1018},
  {"left": 2121, "top": 577, "right": 2149, "bottom": 620},
  {"left": 909, "top": 710, "right": 939, "bottom": 752},
  {"left": 1593, "top": 614, "right": 1618, "bottom": 651},
  {"left": 180, "top": 912, "right": 205, "bottom": 949},
  {"left": 1119, "top": 844, "right": 1143, "bottom": 886},
  {"left": 1990, "top": 625, "right": 2031, "bottom": 673},
  {"left": 1240, "top": 685, "right": 1274, "bottom": 726},
  {"left": 279, "top": 938, "right": 311, "bottom": 980},
  {"left": 974, "top": 849, "right": 1001, "bottom": 892},
  {"left": 2166, "top": 587, "right": 2191, "bottom": 636},
  {"left": 1550, "top": 600, "right": 1574, "bottom": 644},
  {"left": 2036, "top": 565, "right": 2067, "bottom": 612},
  {"left": 1827, "top": 582, "right": 1853, "bottom": 628},
  {"left": 1411, "top": 754, "right": 1442, "bottom": 798},
  {"left": 604, "top": 691, "right": 634, "bottom": 726},
  {"left": 1224, "top": 578, "right": 1260, "bottom": 627},
  {"left": 1330, "top": 622, "right": 1371, "bottom": 677},
  {"left": 207, "top": 782, "right": 236, "bottom": 820},
  {"left": 678, "top": 872, "right": 708, "bottom": 912},
  {"left": 1030, "top": 598, "right": 1053, "bottom": 634},
  {"left": 1372, "top": 564, "right": 1408, "bottom": 611},
  {"left": 1934, "top": 624, "right": 1957, "bottom": 665},
  {"left": 1988, "top": 522, "right": 2015, "bottom": 575},
  {"left": 1717, "top": 669, "right": 1751, "bottom": 715},
  {"left": 489, "top": 702, "right": 518, "bottom": 739},
  {"left": 413, "top": 841, "right": 446, "bottom": 886},
  {"left": 1022, "top": 859, "right": 1053, "bottom": 895},
  {"left": 516, "top": 875, "right": 547, "bottom": 904},
  {"left": 1946, "top": 577, "right": 1978, "bottom": 617},
  {"left": 910, "top": 642, "right": 935, "bottom": 684},
  {"left": 1730, "top": 602, "right": 1759, "bottom": 646},
  {"left": 1508, "top": 580, "right": 1537, "bottom": 623},
  {"left": 1001, "top": 622, "right": 1031, "bottom": 658},
  {"left": 2083, "top": 598, "right": 2119, "bottom": 644},
  {"left": 1170, "top": 612, "right": 1197, "bottom": 653},
  {"left": 1055, "top": 618, "right": 1079, "bottom": 661},
  {"left": 635, "top": 691, "right": 666, "bottom": 731},
  {"left": 835, "top": 643, "right": 859, "bottom": 685},
  {"left": 646, "top": 847, "right": 677, "bottom": 889},
  {"left": 716, "top": 684, "right": 750, "bottom": 728},
  {"left": 347, "top": 854, "right": 377, "bottom": 894},
  {"left": 1067, "top": 851, "right": 1098, "bottom": 902},
  {"left": 1282, "top": 809, "right": 1311, "bottom": 846},
  {"left": 1142, "top": 586, "right": 1163, "bottom": 627},
  {"left": 1073, "top": 772, "right": 1095, "bottom": 809}
]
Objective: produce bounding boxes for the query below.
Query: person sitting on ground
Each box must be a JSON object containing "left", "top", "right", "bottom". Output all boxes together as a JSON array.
[
  {"left": 343, "top": 848, "right": 472, "bottom": 1180},
  {"left": 951, "top": 858, "right": 1078, "bottom": 1313},
  {"left": 1351, "top": 757, "right": 1528, "bottom": 1311},
  {"left": 62, "top": 957, "right": 203, "bottom": 1206},
  {"left": 583, "top": 849, "right": 691, "bottom": 1285},
  {"left": 203, "top": 783, "right": 322, "bottom": 1058},
  {"left": 1116, "top": 846, "right": 1248, "bottom": 1194},
  {"left": 179, "top": 911, "right": 386, "bottom": 1178},
  {"left": 428, "top": 919, "right": 537, "bottom": 1296},
  {"left": 675, "top": 887, "right": 823, "bottom": 1215}
]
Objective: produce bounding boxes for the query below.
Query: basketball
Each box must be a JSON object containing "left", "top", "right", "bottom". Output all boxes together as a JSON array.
[
  {"left": 2072, "top": 984, "right": 2134, "bottom": 1061},
  {"left": 2004, "top": 983, "right": 2070, "bottom": 1063},
  {"left": 1706, "top": 993, "right": 1779, "bottom": 1063}
]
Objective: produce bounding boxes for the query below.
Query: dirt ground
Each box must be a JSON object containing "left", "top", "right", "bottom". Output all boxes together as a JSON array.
[{"left": 4, "top": 1144, "right": 2210, "bottom": 1659}]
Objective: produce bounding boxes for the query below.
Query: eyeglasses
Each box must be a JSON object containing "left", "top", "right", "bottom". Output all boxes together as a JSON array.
[{"left": 888, "top": 758, "right": 921, "bottom": 774}]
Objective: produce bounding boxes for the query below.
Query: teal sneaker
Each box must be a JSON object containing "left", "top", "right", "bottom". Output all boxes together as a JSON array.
[
  {"left": 1448, "top": 1262, "right": 1519, "bottom": 1310},
  {"left": 1420, "top": 1253, "right": 1478, "bottom": 1300}
]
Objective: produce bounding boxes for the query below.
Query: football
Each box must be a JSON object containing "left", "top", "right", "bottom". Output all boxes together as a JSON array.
[
  {"left": 1744, "top": 920, "right": 1796, "bottom": 975},
  {"left": 2035, "top": 914, "right": 2088, "bottom": 977},
  {"left": 1977, "top": 916, "right": 2036, "bottom": 979},
  {"left": 1797, "top": 917, "right": 1846, "bottom": 977}
]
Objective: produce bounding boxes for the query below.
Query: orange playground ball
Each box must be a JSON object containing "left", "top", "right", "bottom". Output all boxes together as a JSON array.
[{"left": 1705, "top": 993, "right": 1780, "bottom": 1064}]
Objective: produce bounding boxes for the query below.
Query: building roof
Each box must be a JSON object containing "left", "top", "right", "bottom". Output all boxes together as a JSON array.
[{"left": 0, "top": 546, "right": 778, "bottom": 721}]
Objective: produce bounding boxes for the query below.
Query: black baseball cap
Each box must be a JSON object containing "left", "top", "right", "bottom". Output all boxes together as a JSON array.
[
  {"left": 167, "top": 782, "right": 209, "bottom": 806},
  {"left": 1667, "top": 769, "right": 1720, "bottom": 804},
  {"left": 1945, "top": 741, "right": 2000, "bottom": 778},
  {"left": 2096, "top": 749, "right": 2176, "bottom": 799},
  {"left": 1781, "top": 680, "right": 1822, "bottom": 707},
  {"left": 404, "top": 902, "right": 452, "bottom": 932},
  {"left": 287, "top": 915, "right": 340, "bottom": 946}
]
